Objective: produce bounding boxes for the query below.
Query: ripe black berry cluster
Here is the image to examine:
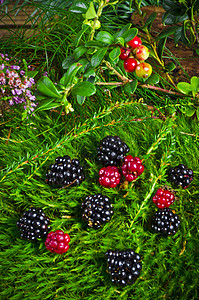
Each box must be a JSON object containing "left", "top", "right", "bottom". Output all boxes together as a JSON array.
[
  {"left": 168, "top": 164, "right": 193, "bottom": 189},
  {"left": 17, "top": 207, "right": 51, "bottom": 241},
  {"left": 105, "top": 249, "right": 142, "bottom": 286},
  {"left": 81, "top": 194, "right": 114, "bottom": 229},
  {"left": 119, "top": 36, "right": 152, "bottom": 79},
  {"left": 46, "top": 155, "right": 85, "bottom": 187},
  {"left": 151, "top": 208, "right": 180, "bottom": 235},
  {"left": 97, "top": 135, "right": 144, "bottom": 188}
]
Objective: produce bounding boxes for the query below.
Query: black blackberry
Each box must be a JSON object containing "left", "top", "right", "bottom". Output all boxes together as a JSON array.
[
  {"left": 81, "top": 194, "right": 114, "bottom": 229},
  {"left": 46, "top": 155, "right": 85, "bottom": 187},
  {"left": 105, "top": 249, "right": 142, "bottom": 286},
  {"left": 17, "top": 207, "right": 50, "bottom": 241},
  {"left": 168, "top": 164, "right": 193, "bottom": 189},
  {"left": 97, "top": 135, "right": 129, "bottom": 166},
  {"left": 151, "top": 208, "right": 180, "bottom": 236}
]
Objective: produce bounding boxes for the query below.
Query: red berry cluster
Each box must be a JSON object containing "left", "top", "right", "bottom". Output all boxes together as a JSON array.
[
  {"left": 45, "top": 230, "right": 70, "bottom": 254},
  {"left": 99, "top": 155, "right": 144, "bottom": 188},
  {"left": 152, "top": 188, "right": 175, "bottom": 209},
  {"left": 119, "top": 36, "right": 152, "bottom": 79}
]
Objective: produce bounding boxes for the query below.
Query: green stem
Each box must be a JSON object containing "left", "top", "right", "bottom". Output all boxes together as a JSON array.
[{"left": 89, "top": 1, "right": 106, "bottom": 41}]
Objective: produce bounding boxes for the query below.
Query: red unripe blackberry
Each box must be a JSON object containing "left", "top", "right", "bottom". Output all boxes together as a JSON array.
[
  {"left": 46, "top": 155, "right": 85, "bottom": 187},
  {"left": 97, "top": 135, "right": 129, "bottom": 166},
  {"left": 152, "top": 187, "right": 175, "bottom": 209},
  {"left": 99, "top": 166, "right": 121, "bottom": 188},
  {"left": 17, "top": 207, "right": 51, "bottom": 241},
  {"left": 135, "top": 45, "right": 150, "bottom": 61},
  {"left": 168, "top": 164, "right": 193, "bottom": 189},
  {"left": 105, "top": 249, "right": 142, "bottom": 285},
  {"left": 151, "top": 208, "right": 180, "bottom": 235},
  {"left": 45, "top": 230, "right": 70, "bottom": 254},
  {"left": 121, "top": 155, "right": 144, "bottom": 182},
  {"left": 127, "top": 36, "right": 142, "bottom": 49},
  {"left": 81, "top": 194, "right": 114, "bottom": 229},
  {"left": 124, "top": 57, "right": 138, "bottom": 72},
  {"left": 119, "top": 48, "right": 130, "bottom": 60}
]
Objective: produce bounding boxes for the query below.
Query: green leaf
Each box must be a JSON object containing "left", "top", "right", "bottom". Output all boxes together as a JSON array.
[
  {"left": 113, "top": 24, "right": 131, "bottom": 39},
  {"left": 85, "top": 40, "right": 103, "bottom": 47},
  {"left": 62, "top": 56, "right": 76, "bottom": 69},
  {"left": 157, "top": 37, "right": 167, "bottom": 61},
  {"left": 145, "top": 74, "right": 160, "bottom": 85},
  {"left": 177, "top": 82, "right": 192, "bottom": 95},
  {"left": 184, "top": 106, "right": 196, "bottom": 117},
  {"left": 73, "top": 46, "right": 87, "bottom": 60},
  {"left": 84, "top": 65, "right": 96, "bottom": 78},
  {"left": 174, "top": 26, "right": 182, "bottom": 45},
  {"left": 85, "top": 2, "right": 97, "bottom": 19},
  {"left": 96, "top": 31, "right": 114, "bottom": 44},
  {"left": 72, "top": 81, "right": 96, "bottom": 97},
  {"left": 123, "top": 28, "right": 138, "bottom": 43},
  {"left": 156, "top": 26, "right": 179, "bottom": 40},
  {"left": 69, "top": 1, "right": 88, "bottom": 14},
  {"left": 37, "top": 77, "right": 61, "bottom": 98},
  {"left": 190, "top": 76, "right": 199, "bottom": 91},
  {"left": 91, "top": 47, "right": 108, "bottom": 67},
  {"left": 109, "top": 48, "right": 121, "bottom": 61},
  {"left": 35, "top": 98, "right": 61, "bottom": 112},
  {"left": 124, "top": 79, "right": 138, "bottom": 95},
  {"left": 27, "top": 70, "right": 39, "bottom": 78},
  {"left": 196, "top": 107, "right": 199, "bottom": 120},
  {"left": 144, "top": 12, "right": 157, "bottom": 30},
  {"left": 76, "top": 95, "right": 86, "bottom": 105},
  {"left": 74, "top": 25, "right": 90, "bottom": 47},
  {"left": 60, "top": 63, "right": 82, "bottom": 86},
  {"left": 165, "top": 62, "right": 176, "bottom": 72},
  {"left": 115, "top": 37, "right": 124, "bottom": 46}
]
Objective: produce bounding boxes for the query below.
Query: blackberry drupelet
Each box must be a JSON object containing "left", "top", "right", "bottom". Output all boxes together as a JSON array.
[
  {"left": 105, "top": 249, "right": 142, "bottom": 286},
  {"left": 97, "top": 135, "right": 130, "bottom": 166},
  {"left": 151, "top": 208, "right": 180, "bottom": 235},
  {"left": 46, "top": 155, "right": 85, "bottom": 187},
  {"left": 81, "top": 194, "right": 114, "bottom": 229},
  {"left": 17, "top": 207, "right": 50, "bottom": 241},
  {"left": 168, "top": 164, "right": 193, "bottom": 189}
]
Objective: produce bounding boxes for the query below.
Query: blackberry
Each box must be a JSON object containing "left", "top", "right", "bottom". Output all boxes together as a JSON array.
[
  {"left": 121, "top": 155, "right": 144, "bottom": 182},
  {"left": 45, "top": 230, "right": 70, "bottom": 254},
  {"left": 97, "top": 135, "right": 130, "bottom": 166},
  {"left": 105, "top": 249, "right": 142, "bottom": 286},
  {"left": 81, "top": 194, "right": 114, "bottom": 229},
  {"left": 168, "top": 164, "right": 193, "bottom": 189},
  {"left": 17, "top": 207, "right": 50, "bottom": 241},
  {"left": 152, "top": 187, "right": 175, "bottom": 209},
  {"left": 151, "top": 208, "right": 180, "bottom": 235},
  {"left": 46, "top": 155, "right": 85, "bottom": 187}
]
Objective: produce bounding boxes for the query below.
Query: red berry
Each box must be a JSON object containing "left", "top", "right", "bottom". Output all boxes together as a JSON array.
[
  {"left": 135, "top": 45, "right": 150, "bottom": 61},
  {"left": 135, "top": 62, "right": 152, "bottom": 79},
  {"left": 124, "top": 58, "right": 138, "bottom": 72},
  {"left": 119, "top": 48, "right": 130, "bottom": 60},
  {"left": 45, "top": 230, "right": 70, "bottom": 254},
  {"left": 152, "top": 188, "right": 175, "bottom": 209},
  {"left": 99, "top": 166, "right": 121, "bottom": 188},
  {"left": 121, "top": 155, "right": 144, "bottom": 182},
  {"left": 127, "top": 36, "right": 142, "bottom": 49}
]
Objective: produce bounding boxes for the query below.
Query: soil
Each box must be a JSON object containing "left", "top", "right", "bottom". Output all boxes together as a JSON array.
[{"left": 131, "top": 5, "right": 199, "bottom": 84}]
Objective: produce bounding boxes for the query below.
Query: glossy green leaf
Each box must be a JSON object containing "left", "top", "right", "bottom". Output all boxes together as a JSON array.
[
  {"left": 165, "top": 62, "right": 176, "bottom": 72},
  {"left": 37, "top": 77, "right": 61, "bottom": 98},
  {"left": 145, "top": 74, "right": 160, "bottom": 85},
  {"left": 91, "top": 47, "right": 108, "bottom": 67},
  {"left": 73, "top": 46, "right": 87, "bottom": 60},
  {"left": 69, "top": 1, "right": 88, "bottom": 14},
  {"left": 190, "top": 76, "right": 199, "bottom": 91},
  {"left": 72, "top": 81, "right": 96, "bottom": 96},
  {"left": 157, "top": 37, "right": 167, "bottom": 61},
  {"left": 113, "top": 24, "right": 131, "bottom": 39},
  {"left": 123, "top": 28, "right": 138, "bottom": 43},
  {"left": 74, "top": 25, "right": 90, "bottom": 47},
  {"left": 62, "top": 55, "right": 76, "bottom": 69},
  {"left": 60, "top": 63, "right": 82, "bottom": 86},
  {"left": 27, "top": 70, "right": 39, "bottom": 78},
  {"left": 85, "top": 2, "right": 97, "bottom": 19},
  {"left": 109, "top": 48, "right": 121, "bottom": 61},
  {"left": 35, "top": 98, "right": 61, "bottom": 111},
  {"left": 177, "top": 82, "right": 192, "bottom": 95},
  {"left": 124, "top": 79, "right": 138, "bottom": 95},
  {"left": 144, "top": 12, "right": 157, "bottom": 30},
  {"left": 96, "top": 31, "right": 114, "bottom": 44},
  {"left": 174, "top": 26, "right": 182, "bottom": 45},
  {"left": 76, "top": 95, "right": 86, "bottom": 105},
  {"left": 156, "top": 26, "right": 179, "bottom": 40},
  {"left": 116, "top": 37, "right": 124, "bottom": 46}
]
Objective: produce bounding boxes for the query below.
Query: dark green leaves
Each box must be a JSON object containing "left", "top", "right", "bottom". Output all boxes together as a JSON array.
[
  {"left": 91, "top": 47, "right": 108, "bottom": 67},
  {"left": 124, "top": 80, "right": 138, "bottom": 95},
  {"left": 96, "top": 31, "right": 114, "bottom": 44},
  {"left": 69, "top": 1, "right": 88, "bottom": 14},
  {"left": 123, "top": 28, "right": 138, "bottom": 43},
  {"left": 156, "top": 26, "right": 179, "bottom": 40},
  {"left": 109, "top": 48, "right": 121, "bottom": 61},
  {"left": 37, "top": 77, "right": 61, "bottom": 98},
  {"left": 72, "top": 81, "right": 96, "bottom": 97},
  {"left": 145, "top": 74, "right": 160, "bottom": 85}
]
